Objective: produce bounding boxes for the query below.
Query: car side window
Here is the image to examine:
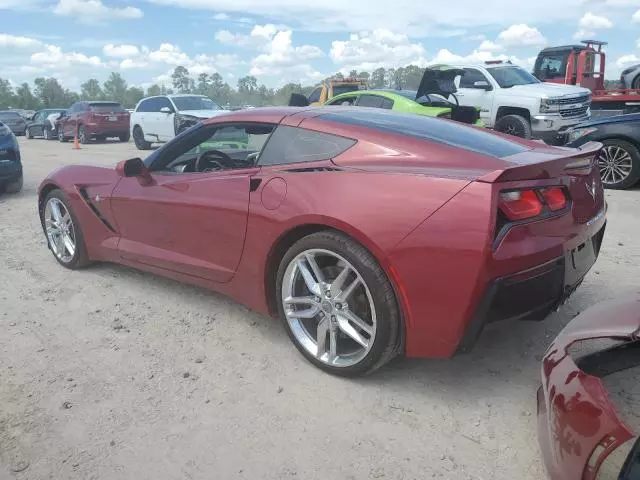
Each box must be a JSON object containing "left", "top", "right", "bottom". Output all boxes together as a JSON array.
[
  {"left": 356, "top": 94, "right": 394, "bottom": 109},
  {"left": 136, "top": 99, "right": 150, "bottom": 112},
  {"left": 459, "top": 69, "right": 488, "bottom": 88},
  {"left": 308, "top": 87, "right": 322, "bottom": 103},
  {"left": 257, "top": 125, "right": 356, "bottom": 166},
  {"left": 156, "top": 97, "right": 174, "bottom": 112},
  {"left": 326, "top": 95, "right": 358, "bottom": 106}
]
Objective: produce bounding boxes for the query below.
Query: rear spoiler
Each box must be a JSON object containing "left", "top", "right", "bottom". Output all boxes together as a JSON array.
[{"left": 477, "top": 141, "right": 602, "bottom": 183}]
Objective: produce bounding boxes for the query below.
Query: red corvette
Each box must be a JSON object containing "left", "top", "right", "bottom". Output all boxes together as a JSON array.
[
  {"left": 38, "top": 107, "right": 607, "bottom": 376},
  {"left": 537, "top": 297, "right": 640, "bottom": 479}
]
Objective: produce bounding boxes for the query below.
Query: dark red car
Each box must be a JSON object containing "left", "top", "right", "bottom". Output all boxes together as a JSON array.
[
  {"left": 538, "top": 297, "right": 640, "bottom": 479},
  {"left": 56, "top": 101, "right": 130, "bottom": 144},
  {"left": 37, "top": 107, "right": 606, "bottom": 376}
]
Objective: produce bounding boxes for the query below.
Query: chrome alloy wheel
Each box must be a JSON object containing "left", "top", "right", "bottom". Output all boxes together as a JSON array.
[
  {"left": 281, "top": 249, "right": 377, "bottom": 368},
  {"left": 44, "top": 197, "right": 76, "bottom": 264},
  {"left": 599, "top": 145, "right": 633, "bottom": 185}
]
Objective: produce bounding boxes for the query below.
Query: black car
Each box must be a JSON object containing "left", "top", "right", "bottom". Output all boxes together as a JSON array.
[
  {"left": 0, "top": 121, "right": 23, "bottom": 193},
  {"left": 566, "top": 113, "right": 640, "bottom": 190},
  {"left": 26, "top": 108, "right": 67, "bottom": 140},
  {"left": 0, "top": 110, "right": 27, "bottom": 136}
]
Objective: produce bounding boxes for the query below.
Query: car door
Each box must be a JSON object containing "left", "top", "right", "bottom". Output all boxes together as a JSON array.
[
  {"left": 455, "top": 68, "right": 495, "bottom": 125},
  {"left": 109, "top": 122, "right": 274, "bottom": 283},
  {"left": 156, "top": 96, "right": 177, "bottom": 142},
  {"left": 31, "top": 111, "right": 45, "bottom": 136}
]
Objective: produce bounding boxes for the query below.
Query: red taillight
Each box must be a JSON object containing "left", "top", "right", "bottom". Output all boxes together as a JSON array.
[
  {"left": 541, "top": 187, "right": 567, "bottom": 211},
  {"left": 499, "top": 190, "right": 543, "bottom": 221}
]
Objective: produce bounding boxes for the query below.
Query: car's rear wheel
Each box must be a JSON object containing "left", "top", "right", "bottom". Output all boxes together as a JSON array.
[
  {"left": 276, "top": 231, "right": 400, "bottom": 377},
  {"left": 26, "top": 128, "right": 33, "bottom": 139},
  {"left": 598, "top": 139, "right": 640, "bottom": 190},
  {"left": 495, "top": 114, "right": 532, "bottom": 139},
  {"left": 41, "top": 190, "right": 90, "bottom": 269},
  {"left": 43, "top": 127, "right": 51, "bottom": 141},
  {"left": 78, "top": 126, "right": 89, "bottom": 144},
  {"left": 133, "top": 126, "right": 151, "bottom": 150},
  {"left": 119, "top": 132, "right": 130, "bottom": 143}
]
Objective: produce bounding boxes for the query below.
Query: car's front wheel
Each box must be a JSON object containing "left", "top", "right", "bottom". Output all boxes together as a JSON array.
[
  {"left": 495, "top": 114, "right": 532, "bottom": 139},
  {"left": 133, "top": 126, "right": 151, "bottom": 150},
  {"left": 598, "top": 139, "right": 640, "bottom": 189},
  {"left": 276, "top": 231, "right": 400, "bottom": 377},
  {"left": 41, "top": 190, "right": 90, "bottom": 269},
  {"left": 26, "top": 128, "right": 33, "bottom": 139}
]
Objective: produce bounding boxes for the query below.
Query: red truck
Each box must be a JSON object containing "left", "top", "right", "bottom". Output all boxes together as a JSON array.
[{"left": 533, "top": 40, "right": 640, "bottom": 117}]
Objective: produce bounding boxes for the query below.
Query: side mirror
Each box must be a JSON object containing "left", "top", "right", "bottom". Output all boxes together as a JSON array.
[
  {"left": 160, "top": 106, "right": 172, "bottom": 114},
  {"left": 116, "top": 158, "right": 153, "bottom": 185},
  {"left": 473, "top": 81, "right": 492, "bottom": 90}
]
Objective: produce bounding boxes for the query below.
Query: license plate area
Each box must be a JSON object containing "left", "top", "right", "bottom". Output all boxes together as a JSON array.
[
  {"left": 108, "top": 116, "right": 117, "bottom": 121},
  {"left": 565, "top": 237, "right": 597, "bottom": 287}
]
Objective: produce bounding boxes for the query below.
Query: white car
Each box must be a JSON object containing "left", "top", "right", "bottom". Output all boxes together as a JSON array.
[
  {"left": 130, "top": 94, "right": 228, "bottom": 150},
  {"left": 450, "top": 61, "right": 592, "bottom": 144}
]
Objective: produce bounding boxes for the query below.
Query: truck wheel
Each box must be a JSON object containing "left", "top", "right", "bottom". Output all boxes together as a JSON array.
[
  {"left": 598, "top": 139, "right": 640, "bottom": 190},
  {"left": 495, "top": 114, "right": 532, "bottom": 139}
]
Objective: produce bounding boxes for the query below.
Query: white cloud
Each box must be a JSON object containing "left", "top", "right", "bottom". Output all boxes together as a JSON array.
[
  {"left": 428, "top": 48, "right": 523, "bottom": 66},
  {"left": 213, "top": 12, "right": 229, "bottom": 20},
  {"left": 633, "top": 10, "right": 640, "bottom": 22},
  {"left": 31, "top": 44, "right": 104, "bottom": 68},
  {"left": 148, "top": 43, "right": 191, "bottom": 65},
  {"left": 617, "top": 54, "right": 640, "bottom": 68},
  {"left": 497, "top": 24, "right": 547, "bottom": 46},
  {"left": 0, "top": 34, "right": 42, "bottom": 48},
  {"left": 478, "top": 40, "right": 502, "bottom": 52},
  {"left": 103, "top": 44, "right": 140, "bottom": 58},
  {"left": 573, "top": 29, "right": 595, "bottom": 40},
  {"left": 120, "top": 58, "right": 148, "bottom": 69},
  {"left": 216, "top": 24, "right": 278, "bottom": 48},
  {"left": 330, "top": 30, "right": 427, "bottom": 72},
  {"left": 579, "top": 12, "right": 613, "bottom": 29},
  {"left": 53, "top": 0, "right": 143, "bottom": 24}
]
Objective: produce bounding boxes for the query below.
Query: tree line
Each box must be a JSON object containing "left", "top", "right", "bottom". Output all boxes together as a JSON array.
[{"left": 0, "top": 64, "right": 623, "bottom": 111}]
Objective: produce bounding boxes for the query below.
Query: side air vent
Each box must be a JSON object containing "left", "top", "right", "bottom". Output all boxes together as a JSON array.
[
  {"left": 79, "top": 188, "right": 116, "bottom": 232},
  {"left": 285, "top": 167, "right": 343, "bottom": 173}
]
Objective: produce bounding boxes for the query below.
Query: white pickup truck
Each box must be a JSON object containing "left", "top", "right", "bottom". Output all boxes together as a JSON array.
[{"left": 450, "top": 61, "right": 592, "bottom": 144}]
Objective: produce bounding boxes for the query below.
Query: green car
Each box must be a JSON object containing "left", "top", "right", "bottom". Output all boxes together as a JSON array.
[{"left": 290, "top": 65, "right": 484, "bottom": 127}]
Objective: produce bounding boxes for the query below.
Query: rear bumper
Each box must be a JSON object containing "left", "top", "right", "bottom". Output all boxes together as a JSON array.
[
  {"left": 456, "top": 223, "right": 605, "bottom": 353},
  {"left": 0, "top": 163, "right": 23, "bottom": 185},
  {"left": 84, "top": 124, "right": 129, "bottom": 136}
]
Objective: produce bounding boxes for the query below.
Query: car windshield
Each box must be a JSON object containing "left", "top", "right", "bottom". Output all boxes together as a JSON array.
[
  {"left": 332, "top": 85, "right": 361, "bottom": 96},
  {"left": 487, "top": 66, "right": 540, "bottom": 88},
  {"left": 89, "top": 103, "right": 126, "bottom": 113},
  {"left": 172, "top": 96, "right": 221, "bottom": 111},
  {"left": 0, "top": 111, "right": 22, "bottom": 120}
]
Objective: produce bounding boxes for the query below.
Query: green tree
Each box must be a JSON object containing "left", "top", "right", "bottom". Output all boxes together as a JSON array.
[
  {"left": 80, "top": 79, "right": 103, "bottom": 100},
  {"left": 196, "top": 73, "right": 210, "bottom": 95},
  {"left": 237, "top": 75, "right": 258, "bottom": 93},
  {"left": 124, "top": 86, "right": 144, "bottom": 108},
  {"left": 349, "top": 69, "right": 358, "bottom": 77},
  {"left": 146, "top": 84, "right": 162, "bottom": 97},
  {"left": 369, "top": 68, "right": 386, "bottom": 88},
  {"left": 34, "top": 77, "right": 67, "bottom": 107},
  {"left": 103, "top": 72, "right": 128, "bottom": 103},
  {"left": 15, "top": 83, "right": 37, "bottom": 109},
  {"left": 171, "top": 66, "right": 193, "bottom": 93},
  {"left": 0, "top": 78, "right": 16, "bottom": 108}
]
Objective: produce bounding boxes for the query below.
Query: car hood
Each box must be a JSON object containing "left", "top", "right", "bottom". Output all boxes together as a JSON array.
[
  {"left": 179, "top": 109, "right": 230, "bottom": 119},
  {"left": 500, "top": 82, "right": 591, "bottom": 99},
  {"left": 416, "top": 64, "right": 466, "bottom": 100},
  {"left": 537, "top": 296, "right": 640, "bottom": 480},
  {"left": 573, "top": 112, "right": 640, "bottom": 129}
]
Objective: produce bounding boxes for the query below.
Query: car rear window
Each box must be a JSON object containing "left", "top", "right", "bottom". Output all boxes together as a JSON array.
[
  {"left": 321, "top": 109, "right": 529, "bottom": 158},
  {"left": 0, "top": 111, "right": 22, "bottom": 120},
  {"left": 89, "top": 103, "right": 125, "bottom": 113}
]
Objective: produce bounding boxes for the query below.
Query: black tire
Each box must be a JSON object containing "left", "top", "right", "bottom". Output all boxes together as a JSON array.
[
  {"left": 276, "top": 231, "right": 400, "bottom": 377},
  {"left": 58, "top": 128, "right": 68, "bottom": 142},
  {"left": 598, "top": 139, "right": 640, "bottom": 190},
  {"left": 26, "top": 128, "right": 33, "bottom": 139},
  {"left": 119, "top": 132, "right": 130, "bottom": 143},
  {"left": 40, "top": 189, "right": 91, "bottom": 270},
  {"left": 4, "top": 175, "right": 23, "bottom": 193},
  {"left": 495, "top": 114, "right": 532, "bottom": 139},
  {"left": 43, "top": 127, "right": 51, "bottom": 141},
  {"left": 632, "top": 75, "right": 640, "bottom": 90},
  {"left": 133, "top": 126, "right": 151, "bottom": 150},
  {"left": 78, "top": 125, "right": 89, "bottom": 144}
]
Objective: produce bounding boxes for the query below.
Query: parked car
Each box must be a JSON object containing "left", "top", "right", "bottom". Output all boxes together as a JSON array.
[
  {"left": 537, "top": 296, "right": 639, "bottom": 480},
  {"left": 37, "top": 107, "right": 606, "bottom": 376},
  {"left": 290, "top": 66, "right": 483, "bottom": 126},
  {"left": 566, "top": 113, "right": 640, "bottom": 190},
  {"left": 0, "top": 121, "right": 23, "bottom": 193},
  {"left": 0, "top": 110, "right": 27, "bottom": 136},
  {"left": 130, "top": 94, "right": 228, "bottom": 150},
  {"left": 450, "top": 60, "right": 592, "bottom": 143},
  {"left": 26, "top": 108, "right": 67, "bottom": 140},
  {"left": 56, "top": 101, "right": 130, "bottom": 144}
]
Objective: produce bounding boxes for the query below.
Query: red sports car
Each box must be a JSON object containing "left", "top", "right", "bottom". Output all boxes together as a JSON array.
[
  {"left": 38, "top": 107, "right": 607, "bottom": 376},
  {"left": 537, "top": 297, "right": 640, "bottom": 479}
]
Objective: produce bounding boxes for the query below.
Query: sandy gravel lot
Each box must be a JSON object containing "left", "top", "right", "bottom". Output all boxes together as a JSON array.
[{"left": 1, "top": 137, "right": 639, "bottom": 480}]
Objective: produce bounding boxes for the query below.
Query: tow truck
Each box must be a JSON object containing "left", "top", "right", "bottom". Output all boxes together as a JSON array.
[
  {"left": 533, "top": 40, "right": 640, "bottom": 117},
  {"left": 304, "top": 76, "right": 368, "bottom": 106}
]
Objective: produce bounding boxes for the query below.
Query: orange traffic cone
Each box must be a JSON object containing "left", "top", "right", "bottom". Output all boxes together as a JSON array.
[{"left": 73, "top": 134, "right": 81, "bottom": 150}]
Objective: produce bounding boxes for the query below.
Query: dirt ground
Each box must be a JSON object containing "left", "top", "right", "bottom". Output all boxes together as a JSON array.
[{"left": 1, "top": 137, "right": 639, "bottom": 480}]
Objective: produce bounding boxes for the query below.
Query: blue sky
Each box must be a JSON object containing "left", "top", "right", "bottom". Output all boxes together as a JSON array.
[{"left": 1, "top": 0, "right": 639, "bottom": 91}]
